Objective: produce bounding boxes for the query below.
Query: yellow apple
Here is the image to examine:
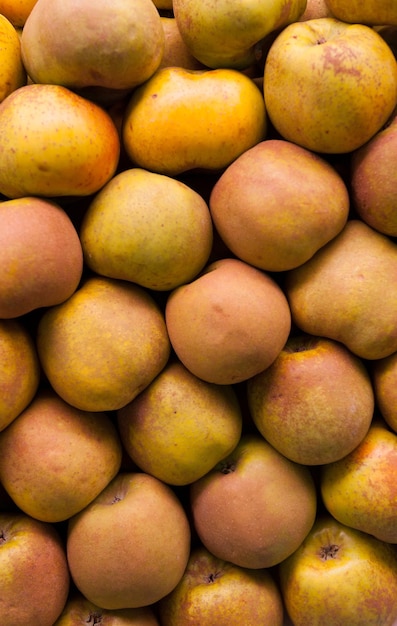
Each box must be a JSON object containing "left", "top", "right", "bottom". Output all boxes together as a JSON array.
[
  {"left": 0, "top": 14, "right": 26, "bottom": 103},
  {"left": 165, "top": 257, "right": 291, "bottom": 385},
  {"left": 0, "top": 0, "right": 38, "bottom": 27},
  {"left": 122, "top": 66, "right": 266, "bottom": 177},
  {"left": 0, "top": 319, "right": 40, "bottom": 432},
  {"left": 325, "top": 0, "right": 397, "bottom": 26},
  {"left": 21, "top": 0, "right": 164, "bottom": 90},
  {"left": 285, "top": 219, "right": 397, "bottom": 360},
  {"left": 371, "top": 351, "right": 397, "bottom": 433},
  {"left": 190, "top": 434, "right": 317, "bottom": 569},
  {"left": 247, "top": 334, "right": 374, "bottom": 465},
  {"left": 67, "top": 472, "right": 191, "bottom": 609},
  {"left": 54, "top": 591, "right": 160, "bottom": 625},
  {"left": 36, "top": 276, "right": 171, "bottom": 412},
  {"left": 0, "top": 512, "right": 70, "bottom": 625},
  {"left": 0, "top": 83, "right": 120, "bottom": 199},
  {"left": 264, "top": 18, "right": 397, "bottom": 153},
  {"left": 0, "top": 196, "right": 83, "bottom": 318},
  {"left": 321, "top": 420, "right": 397, "bottom": 544},
  {"left": 209, "top": 138, "right": 349, "bottom": 272},
  {"left": 279, "top": 515, "right": 397, "bottom": 626},
  {"left": 117, "top": 359, "right": 242, "bottom": 486},
  {"left": 158, "top": 545, "right": 284, "bottom": 625},
  {"left": 0, "top": 389, "right": 122, "bottom": 522},
  {"left": 80, "top": 168, "right": 213, "bottom": 291},
  {"left": 173, "top": 0, "right": 307, "bottom": 69}
]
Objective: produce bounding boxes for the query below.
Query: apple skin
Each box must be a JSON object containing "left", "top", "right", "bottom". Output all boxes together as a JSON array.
[
  {"left": 117, "top": 359, "right": 243, "bottom": 486},
  {"left": 0, "top": 13, "right": 26, "bottom": 103},
  {"left": 264, "top": 18, "right": 397, "bottom": 154},
  {"left": 0, "top": 389, "right": 122, "bottom": 523},
  {"left": 321, "top": 420, "right": 397, "bottom": 544},
  {"left": 371, "top": 351, "right": 397, "bottom": 433},
  {"left": 279, "top": 515, "right": 397, "bottom": 626},
  {"left": 190, "top": 434, "right": 317, "bottom": 569},
  {"left": 350, "top": 110, "right": 397, "bottom": 237},
  {"left": 285, "top": 219, "right": 397, "bottom": 361},
  {"left": 209, "top": 138, "right": 349, "bottom": 272},
  {"left": 325, "top": 0, "right": 397, "bottom": 26},
  {"left": 247, "top": 334, "right": 374, "bottom": 465},
  {"left": 173, "top": 0, "right": 307, "bottom": 69},
  {"left": 66, "top": 472, "right": 191, "bottom": 610},
  {"left": 158, "top": 545, "right": 284, "bottom": 625},
  {"left": 0, "top": 512, "right": 70, "bottom": 626},
  {"left": 159, "top": 17, "right": 204, "bottom": 71}
]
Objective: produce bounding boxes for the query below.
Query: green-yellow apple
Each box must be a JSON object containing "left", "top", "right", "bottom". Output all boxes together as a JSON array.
[
  {"left": 350, "top": 109, "right": 397, "bottom": 237},
  {"left": 247, "top": 334, "right": 374, "bottom": 465},
  {"left": 122, "top": 67, "right": 267, "bottom": 177},
  {"left": 0, "top": 196, "right": 83, "bottom": 318},
  {"left": 165, "top": 257, "right": 291, "bottom": 385},
  {"left": 0, "top": 318, "right": 40, "bottom": 432},
  {"left": 190, "top": 434, "right": 317, "bottom": 569},
  {"left": 284, "top": 219, "right": 397, "bottom": 360},
  {"left": 321, "top": 420, "right": 397, "bottom": 544},
  {"left": 21, "top": 0, "right": 164, "bottom": 90},
  {"left": 0, "top": 512, "right": 70, "bottom": 626},
  {"left": 36, "top": 276, "right": 171, "bottom": 412},
  {"left": 325, "top": 0, "right": 397, "bottom": 26},
  {"left": 80, "top": 168, "right": 213, "bottom": 291},
  {"left": 371, "top": 351, "right": 397, "bottom": 433},
  {"left": 117, "top": 359, "right": 242, "bottom": 486},
  {"left": 173, "top": 0, "right": 307, "bottom": 69},
  {"left": 158, "top": 545, "right": 284, "bottom": 625},
  {"left": 67, "top": 472, "right": 191, "bottom": 609},
  {"left": 279, "top": 515, "right": 397, "bottom": 626},
  {"left": 53, "top": 590, "right": 160, "bottom": 625},
  {"left": 264, "top": 18, "right": 397, "bottom": 154},
  {"left": 209, "top": 139, "right": 349, "bottom": 272},
  {"left": 0, "top": 389, "right": 122, "bottom": 522}
]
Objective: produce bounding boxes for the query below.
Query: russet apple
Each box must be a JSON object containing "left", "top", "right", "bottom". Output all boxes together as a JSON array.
[
  {"left": 0, "top": 512, "right": 70, "bottom": 625},
  {"left": 279, "top": 515, "right": 397, "bottom": 626},
  {"left": 371, "top": 351, "right": 397, "bottom": 433},
  {"left": 66, "top": 472, "right": 191, "bottom": 609},
  {"left": 190, "top": 434, "right": 317, "bottom": 569},
  {"left": 0, "top": 389, "right": 122, "bottom": 522},
  {"left": 0, "top": 14, "right": 26, "bottom": 103},
  {"left": 247, "top": 334, "right": 374, "bottom": 465},
  {"left": 165, "top": 257, "right": 291, "bottom": 385},
  {"left": 321, "top": 420, "right": 397, "bottom": 544},
  {"left": 117, "top": 359, "right": 242, "bottom": 486},
  {"left": 158, "top": 545, "right": 284, "bottom": 625},
  {"left": 264, "top": 18, "right": 397, "bottom": 154},
  {"left": 209, "top": 138, "right": 349, "bottom": 272}
]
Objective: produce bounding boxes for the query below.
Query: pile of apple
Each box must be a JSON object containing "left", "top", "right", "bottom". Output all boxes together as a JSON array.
[{"left": 1, "top": 0, "right": 397, "bottom": 624}]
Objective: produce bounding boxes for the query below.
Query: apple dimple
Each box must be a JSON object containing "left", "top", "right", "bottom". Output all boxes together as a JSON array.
[
  {"left": 205, "top": 570, "right": 222, "bottom": 583},
  {"left": 319, "top": 543, "right": 340, "bottom": 561},
  {"left": 218, "top": 459, "right": 237, "bottom": 474}
]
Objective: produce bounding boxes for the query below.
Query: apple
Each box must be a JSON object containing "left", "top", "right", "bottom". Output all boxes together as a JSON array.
[
  {"left": 165, "top": 257, "right": 291, "bottom": 385},
  {"left": 371, "top": 351, "right": 397, "bottom": 433},
  {"left": 209, "top": 138, "right": 349, "bottom": 272},
  {"left": 190, "top": 434, "right": 317, "bottom": 569},
  {"left": 66, "top": 471, "right": 191, "bottom": 609},
  {"left": 0, "top": 511, "right": 70, "bottom": 625},
  {"left": 264, "top": 18, "right": 397, "bottom": 154},
  {"left": 0, "top": 0, "right": 38, "bottom": 27},
  {"left": 247, "top": 334, "right": 374, "bottom": 465},
  {"left": 321, "top": 420, "right": 397, "bottom": 544},
  {"left": 325, "top": 0, "right": 397, "bottom": 26},
  {"left": 285, "top": 219, "right": 397, "bottom": 361},
  {"left": 0, "top": 14, "right": 26, "bottom": 103},
  {"left": 159, "top": 17, "right": 205, "bottom": 71},
  {"left": 299, "top": 0, "right": 334, "bottom": 21},
  {"left": 279, "top": 515, "right": 397, "bottom": 626},
  {"left": 0, "top": 388, "right": 122, "bottom": 522},
  {"left": 173, "top": 0, "right": 307, "bottom": 69},
  {"left": 158, "top": 545, "right": 284, "bottom": 625}
]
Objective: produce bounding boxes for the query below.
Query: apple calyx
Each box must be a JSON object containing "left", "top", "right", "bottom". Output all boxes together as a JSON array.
[
  {"left": 0, "top": 531, "right": 5, "bottom": 545},
  {"left": 319, "top": 543, "right": 340, "bottom": 561},
  {"left": 205, "top": 570, "right": 222, "bottom": 583},
  {"left": 86, "top": 612, "right": 102, "bottom": 624},
  {"left": 218, "top": 460, "right": 236, "bottom": 474}
]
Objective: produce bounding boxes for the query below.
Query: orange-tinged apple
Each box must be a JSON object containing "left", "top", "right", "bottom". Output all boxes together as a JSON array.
[
  {"left": 36, "top": 276, "right": 171, "bottom": 412},
  {"left": 321, "top": 420, "right": 397, "bottom": 544},
  {"left": 158, "top": 545, "right": 284, "bottom": 625},
  {"left": 190, "top": 434, "right": 317, "bottom": 569},
  {"left": 279, "top": 515, "right": 397, "bottom": 626},
  {"left": 0, "top": 14, "right": 26, "bottom": 103},
  {"left": 117, "top": 359, "right": 242, "bottom": 486},
  {"left": 165, "top": 258, "right": 291, "bottom": 385},
  {"left": 0, "top": 83, "right": 120, "bottom": 198},
  {"left": 0, "top": 0, "right": 38, "bottom": 27},
  {"left": 0, "top": 512, "right": 70, "bottom": 626},
  {"left": 0, "top": 196, "right": 83, "bottom": 318},
  {"left": 209, "top": 139, "right": 349, "bottom": 272},
  {"left": 67, "top": 472, "right": 191, "bottom": 609},
  {"left": 54, "top": 591, "right": 160, "bottom": 625},
  {"left": 264, "top": 18, "right": 397, "bottom": 154},
  {"left": 247, "top": 334, "right": 374, "bottom": 465},
  {"left": 371, "top": 351, "right": 397, "bottom": 433},
  {"left": 0, "top": 389, "right": 122, "bottom": 522}
]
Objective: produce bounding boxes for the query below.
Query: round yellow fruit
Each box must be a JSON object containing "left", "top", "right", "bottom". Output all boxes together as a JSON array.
[{"left": 0, "top": 14, "right": 26, "bottom": 103}]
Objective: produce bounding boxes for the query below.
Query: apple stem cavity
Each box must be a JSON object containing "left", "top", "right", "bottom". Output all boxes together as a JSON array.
[
  {"left": 205, "top": 571, "right": 222, "bottom": 583},
  {"left": 218, "top": 460, "right": 236, "bottom": 474},
  {"left": 319, "top": 543, "right": 340, "bottom": 561}
]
